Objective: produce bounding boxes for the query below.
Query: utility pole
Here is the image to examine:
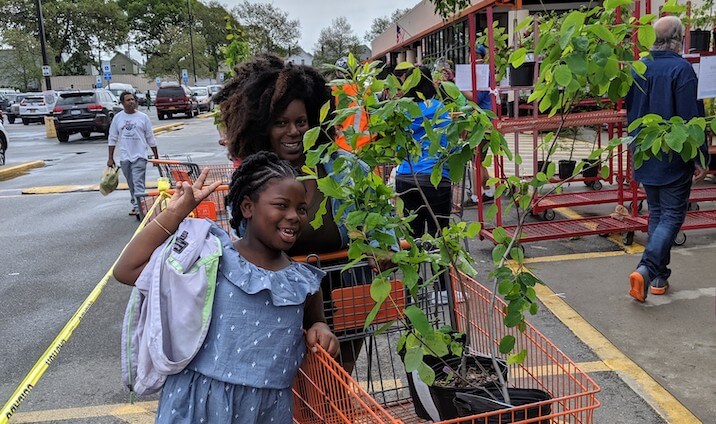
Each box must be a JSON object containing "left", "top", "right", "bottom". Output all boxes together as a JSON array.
[
  {"left": 187, "top": 0, "right": 198, "bottom": 85},
  {"left": 35, "top": 0, "right": 51, "bottom": 90}
]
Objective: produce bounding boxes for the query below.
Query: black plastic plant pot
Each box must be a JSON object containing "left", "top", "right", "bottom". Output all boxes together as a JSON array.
[
  {"left": 428, "top": 355, "right": 509, "bottom": 421},
  {"left": 509, "top": 61, "right": 536, "bottom": 87},
  {"left": 689, "top": 30, "right": 712, "bottom": 52},
  {"left": 453, "top": 388, "right": 552, "bottom": 423},
  {"left": 399, "top": 332, "right": 467, "bottom": 420},
  {"left": 536, "top": 160, "right": 552, "bottom": 175},
  {"left": 558, "top": 160, "right": 577, "bottom": 180},
  {"left": 580, "top": 159, "right": 600, "bottom": 178}
]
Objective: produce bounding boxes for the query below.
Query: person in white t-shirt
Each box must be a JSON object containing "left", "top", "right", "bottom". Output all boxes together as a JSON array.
[{"left": 107, "top": 91, "right": 158, "bottom": 216}]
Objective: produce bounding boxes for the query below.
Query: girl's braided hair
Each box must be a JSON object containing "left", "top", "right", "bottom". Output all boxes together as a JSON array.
[
  {"left": 216, "top": 54, "right": 332, "bottom": 161},
  {"left": 225, "top": 151, "right": 299, "bottom": 231}
]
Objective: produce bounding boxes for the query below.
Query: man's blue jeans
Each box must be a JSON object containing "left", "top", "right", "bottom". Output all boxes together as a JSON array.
[{"left": 639, "top": 176, "right": 692, "bottom": 281}]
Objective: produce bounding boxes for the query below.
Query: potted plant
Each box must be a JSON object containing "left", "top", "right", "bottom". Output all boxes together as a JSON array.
[
  {"left": 305, "top": 0, "right": 695, "bottom": 417},
  {"left": 687, "top": 0, "right": 714, "bottom": 52}
]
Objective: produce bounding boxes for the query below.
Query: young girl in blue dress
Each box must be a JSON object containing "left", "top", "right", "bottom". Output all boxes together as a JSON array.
[{"left": 114, "top": 151, "right": 339, "bottom": 423}]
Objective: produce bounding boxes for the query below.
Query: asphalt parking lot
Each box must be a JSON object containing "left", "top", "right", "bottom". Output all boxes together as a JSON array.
[{"left": 0, "top": 116, "right": 712, "bottom": 423}]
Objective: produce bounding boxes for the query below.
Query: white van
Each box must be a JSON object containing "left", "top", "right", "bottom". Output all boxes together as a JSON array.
[{"left": 106, "top": 83, "right": 136, "bottom": 100}]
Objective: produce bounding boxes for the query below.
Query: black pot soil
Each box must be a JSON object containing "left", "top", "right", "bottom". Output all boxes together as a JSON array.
[
  {"left": 399, "top": 332, "right": 467, "bottom": 420},
  {"left": 580, "top": 159, "right": 600, "bottom": 178},
  {"left": 453, "top": 388, "right": 552, "bottom": 423},
  {"left": 690, "top": 30, "right": 712, "bottom": 52},
  {"left": 558, "top": 160, "right": 577, "bottom": 180},
  {"left": 509, "top": 62, "right": 536, "bottom": 87},
  {"left": 536, "top": 160, "right": 552, "bottom": 174},
  {"left": 429, "top": 355, "right": 509, "bottom": 421}
]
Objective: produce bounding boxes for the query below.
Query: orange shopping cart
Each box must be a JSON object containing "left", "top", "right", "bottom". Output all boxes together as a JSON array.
[{"left": 150, "top": 159, "right": 236, "bottom": 186}]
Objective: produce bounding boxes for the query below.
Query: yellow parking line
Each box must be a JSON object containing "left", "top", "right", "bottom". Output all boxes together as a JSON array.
[
  {"left": 22, "top": 181, "right": 157, "bottom": 195},
  {"left": 523, "top": 250, "right": 627, "bottom": 264},
  {"left": 152, "top": 122, "right": 184, "bottom": 134},
  {"left": 535, "top": 283, "right": 701, "bottom": 423}
]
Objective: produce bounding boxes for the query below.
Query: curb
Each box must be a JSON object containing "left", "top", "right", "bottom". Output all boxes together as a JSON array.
[
  {"left": 196, "top": 112, "right": 215, "bottom": 119},
  {"left": 153, "top": 122, "right": 184, "bottom": 134},
  {"left": 23, "top": 181, "right": 158, "bottom": 195},
  {"left": 0, "top": 160, "right": 45, "bottom": 179}
]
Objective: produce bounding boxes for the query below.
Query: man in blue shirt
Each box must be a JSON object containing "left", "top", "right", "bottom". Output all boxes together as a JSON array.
[{"left": 625, "top": 16, "right": 707, "bottom": 302}]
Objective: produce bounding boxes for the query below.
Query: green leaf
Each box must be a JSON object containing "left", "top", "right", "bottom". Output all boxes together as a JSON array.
[
  {"left": 370, "top": 277, "right": 391, "bottom": 303},
  {"left": 467, "top": 222, "right": 482, "bottom": 238},
  {"left": 395, "top": 61, "right": 415, "bottom": 71},
  {"left": 400, "top": 264, "right": 420, "bottom": 290},
  {"left": 571, "top": 36, "right": 590, "bottom": 52},
  {"left": 600, "top": 165, "right": 610, "bottom": 179},
  {"left": 375, "top": 320, "right": 396, "bottom": 336},
  {"left": 492, "top": 227, "right": 508, "bottom": 243},
  {"left": 605, "top": 0, "right": 632, "bottom": 9},
  {"left": 499, "top": 335, "right": 516, "bottom": 354},
  {"left": 404, "top": 347, "right": 423, "bottom": 372},
  {"left": 319, "top": 101, "right": 330, "bottom": 123},
  {"left": 507, "top": 349, "right": 528, "bottom": 365},
  {"left": 302, "top": 127, "right": 320, "bottom": 151},
  {"left": 417, "top": 362, "right": 435, "bottom": 385},
  {"left": 638, "top": 26, "right": 656, "bottom": 49},
  {"left": 441, "top": 81, "right": 461, "bottom": 99},
  {"left": 632, "top": 60, "right": 647, "bottom": 76},
  {"left": 492, "top": 244, "right": 507, "bottom": 265},
  {"left": 498, "top": 280, "right": 514, "bottom": 295},
  {"left": 554, "top": 65, "right": 573, "bottom": 86},
  {"left": 364, "top": 301, "right": 382, "bottom": 329},
  {"left": 404, "top": 305, "right": 431, "bottom": 335},
  {"left": 565, "top": 54, "right": 587, "bottom": 75},
  {"left": 509, "top": 48, "right": 527, "bottom": 68},
  {"left": 589, "top": 24, "right": 616, "bottom": 44}
]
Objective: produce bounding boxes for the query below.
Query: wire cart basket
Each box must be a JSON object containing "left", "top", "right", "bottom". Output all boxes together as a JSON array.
[
  {"left": 137, "top": 190, "right": 600, "bottom": 423},
  {"left": 149, "top": 159, "right": 235, "bottom": 185}
]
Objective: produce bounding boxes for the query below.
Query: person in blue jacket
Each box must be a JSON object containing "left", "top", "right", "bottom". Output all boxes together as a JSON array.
[
  {"left": 625, "top": 16, "right": 707, "bottom": 302},
  {"left": 394, "top": 65, "right": 454, "bottom": 304}
]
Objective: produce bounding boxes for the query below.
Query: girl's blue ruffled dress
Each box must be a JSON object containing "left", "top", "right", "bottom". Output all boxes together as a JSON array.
[{"left": 155, "top": 225, "right": 325, "bottom": 423}]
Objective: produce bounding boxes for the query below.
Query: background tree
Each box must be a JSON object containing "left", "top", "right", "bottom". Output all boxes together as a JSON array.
[
  {"left": 364, "top": 8, "right": 410, "bottom": 42},
  {"left": 144, "top": 25, "right": 212, "bottom": 82},
  {"left": 0, "top": 0, "right": 128, "bottom": 75},
  {"left": 118, "top": 0, "right": 186, "bottom": 57},
  {"left": 0, "top": 29, "right": 43, "bottom": 91},
  {"left": 193, "top": 0, "right": 239, "bottom": 77},
  {"left": 429, "top": 0, "right": 471, "bottom": 19},
  {"left": 313, "top": 16, "right": 361, "bottom": 67},
  {"left": 233, "top": 1, "right": 300, "bottom": 56}
]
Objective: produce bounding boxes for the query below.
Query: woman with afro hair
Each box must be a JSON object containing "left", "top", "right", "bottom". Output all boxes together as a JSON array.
[{"left": 216, "top": 54, "right": 386, "bottom": 373}]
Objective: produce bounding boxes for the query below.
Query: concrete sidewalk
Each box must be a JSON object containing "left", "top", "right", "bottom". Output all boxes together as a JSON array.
[{"left": 528, "top": 243, "right": 715, "bottom": 422}]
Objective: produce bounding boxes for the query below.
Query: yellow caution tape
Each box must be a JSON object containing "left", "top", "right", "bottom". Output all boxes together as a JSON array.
[{"left": 0, "top": 193, "right": 171, "bottom": 423}]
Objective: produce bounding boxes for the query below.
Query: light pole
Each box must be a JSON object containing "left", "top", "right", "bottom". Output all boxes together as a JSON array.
[
  {"left": 34, "top": 0, "right": 51, "bottom": 90},
  {"left": 187, "top": 0, "right": 198, "bottom": 85}
]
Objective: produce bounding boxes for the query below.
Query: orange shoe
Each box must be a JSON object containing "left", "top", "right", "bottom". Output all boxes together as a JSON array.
[
  {"left": 651, "top": 278, "right": 669, "bottom": 295},
  {"left": 629, "top": 267, "right": 650, "bottom": 302}
]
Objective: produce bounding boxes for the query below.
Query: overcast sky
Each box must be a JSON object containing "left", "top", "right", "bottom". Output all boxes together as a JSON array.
[{"left": 222, "top": 0, "right": 420, "bottom": 53}]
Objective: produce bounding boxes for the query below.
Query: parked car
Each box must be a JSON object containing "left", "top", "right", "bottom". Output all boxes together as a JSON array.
[
  {"left": 0, "top": 120, "right": 8, "bottom": 165},
  {"left": 6, "top": 94, "right": 28, "bottom": 124},
  {"left": 0, "top": 94, "right": 10, "bottom": 115},
  {"left": 206, "top": 84, "right": 223, "bottom": 101},
  {"left": 106, "top": 83, "right": 136, "bottom": 100},
  {"left": 155, "top": 84, "right": 198, "bottom": 120},
  {"left": 189, "top": 86, "right": 212, "bottom": 112},
  {"left": 19, "top": 91, "right": 59, "bottom": 125},
  {"left": 52, "top": 89, "right": 122, "bottom": 143}
]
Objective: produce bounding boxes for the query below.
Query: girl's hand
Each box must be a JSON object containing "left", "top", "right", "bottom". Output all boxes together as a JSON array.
[
  {"left": 165, "top": 168, "right": 222, "bottom": 218},
  {"left": 306, "top": 322, "right": 339, "bottom": 357}
]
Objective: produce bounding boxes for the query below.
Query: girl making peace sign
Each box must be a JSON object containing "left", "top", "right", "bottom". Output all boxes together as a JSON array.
[{"left": 114, "top": 152, "right": 338, "bottom": 423}]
